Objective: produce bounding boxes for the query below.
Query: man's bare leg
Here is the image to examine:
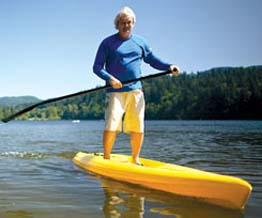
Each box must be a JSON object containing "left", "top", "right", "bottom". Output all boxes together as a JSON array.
[
  {"left": 130, "top": 132, "right": 144, "bottom": 165},
  {"left": 103, "top": 130, "right": 117, "bottom": 159}
]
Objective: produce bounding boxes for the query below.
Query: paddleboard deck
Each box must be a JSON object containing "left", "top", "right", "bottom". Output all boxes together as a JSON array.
[{"left": 73, "top": 152, "right": 252, "bottom": 209}]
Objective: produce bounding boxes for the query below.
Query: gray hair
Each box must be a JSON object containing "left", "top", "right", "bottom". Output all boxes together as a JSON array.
[{"left": 114, "top": 6, "right": 136, "bottom": 29}]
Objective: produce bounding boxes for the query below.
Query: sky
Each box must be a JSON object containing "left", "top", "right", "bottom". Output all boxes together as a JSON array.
[{"left": 0, "top": 0, "right": 261, "bottom": 99}]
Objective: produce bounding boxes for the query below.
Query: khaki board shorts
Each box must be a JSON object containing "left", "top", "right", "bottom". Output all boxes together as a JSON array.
[{"left": 105, "top": 89, "right": 145, "bottom": 133}]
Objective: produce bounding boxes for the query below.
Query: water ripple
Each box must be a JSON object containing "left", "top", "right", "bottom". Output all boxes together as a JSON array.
[{"left": 0, "top": 151, "right": 76, "bottom": 160}]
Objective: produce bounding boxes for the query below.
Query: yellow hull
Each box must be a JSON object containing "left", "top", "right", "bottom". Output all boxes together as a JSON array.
[{"left": 73, "top": 152, "right": 252, "bottom": 209}]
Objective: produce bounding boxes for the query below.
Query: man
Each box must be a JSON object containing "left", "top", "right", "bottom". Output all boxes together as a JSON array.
[{"left": 93, "top": 7, "right": 179, "bottom": 165}]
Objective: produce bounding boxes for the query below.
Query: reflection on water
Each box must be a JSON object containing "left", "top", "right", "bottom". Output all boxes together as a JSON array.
[
  {"left": 98, "top": 177, "right": 244, "bottom": 218},
  {"left": 2, "top": 210, "right": 34, "bottom": 218},
  {"left": 0, "top": 120, "right": 261, "bottom": 217},
  {"left": 103, "top": 180, "right": 145, "bottom": 218}
]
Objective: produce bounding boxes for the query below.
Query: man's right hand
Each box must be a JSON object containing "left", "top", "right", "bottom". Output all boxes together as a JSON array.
[{"left": 109, "top": 76, "right": 123, "bottom": 89}]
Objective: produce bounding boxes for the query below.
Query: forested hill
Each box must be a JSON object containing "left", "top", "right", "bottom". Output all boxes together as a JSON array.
[
  {"left": 0, "top": 96, "right": 41, "bottom": 107},
  {"left": 0, "top": 66, "right": 261, "bottom": 120}
]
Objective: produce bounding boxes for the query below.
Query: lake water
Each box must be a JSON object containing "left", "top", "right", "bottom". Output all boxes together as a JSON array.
[{"left": 0, "top": 120, "right": 261, "bottom": 218}]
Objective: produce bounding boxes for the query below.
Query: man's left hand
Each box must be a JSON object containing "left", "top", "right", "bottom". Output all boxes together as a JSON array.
[{"left": 169, "top": 65, "right": 180, "bottom": 76}]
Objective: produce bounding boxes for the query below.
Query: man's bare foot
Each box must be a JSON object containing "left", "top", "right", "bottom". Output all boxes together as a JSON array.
[{"left": 132, "top": 158, "right": 143, "bottom": 166}]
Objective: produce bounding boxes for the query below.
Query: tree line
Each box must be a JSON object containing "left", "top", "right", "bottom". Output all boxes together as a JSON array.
[{"left": 0, "top": 66, "right": 261, "bottom": 121}]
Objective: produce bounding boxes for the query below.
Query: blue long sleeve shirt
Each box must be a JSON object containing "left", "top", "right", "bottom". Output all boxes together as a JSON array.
[{"left": 93, "top": 33, "right": 171, "bottom": 92}]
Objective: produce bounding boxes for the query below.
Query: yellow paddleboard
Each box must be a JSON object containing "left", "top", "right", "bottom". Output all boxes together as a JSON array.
[{"left": 73, "top": 152, "right": 252, "bottom": 210}]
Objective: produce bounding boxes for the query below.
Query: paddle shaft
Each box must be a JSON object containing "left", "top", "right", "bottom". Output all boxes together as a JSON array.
[{"left": 1, "top": 70, "right": 172, "bottom": 123}]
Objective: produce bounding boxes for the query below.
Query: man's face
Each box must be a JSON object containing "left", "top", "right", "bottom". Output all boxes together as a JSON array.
[{"left": 117, "top": 16, "right": 134, "bottom": 39}]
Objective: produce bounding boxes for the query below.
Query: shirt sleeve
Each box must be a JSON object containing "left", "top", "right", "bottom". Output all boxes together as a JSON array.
[
  {"left": 142, "top": 40, "right": 171, "bottom": 71},
  {"left": 93, "top": 40, "right": 112, "bottom": 81}
]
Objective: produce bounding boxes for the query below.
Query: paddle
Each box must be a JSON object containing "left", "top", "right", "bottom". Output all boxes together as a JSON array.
[{"left": 1, "top": 70, "right": 174, "bottom": 123}]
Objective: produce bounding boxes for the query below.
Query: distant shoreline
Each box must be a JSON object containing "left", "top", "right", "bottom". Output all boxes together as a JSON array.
[{"left": 1, "top": 66, "right": 261, "bottom": 121}]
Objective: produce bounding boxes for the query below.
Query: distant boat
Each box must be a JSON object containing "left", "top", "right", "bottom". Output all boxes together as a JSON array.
[{"left": 72, "top": 120, "right": 80, "bottom": 123}]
